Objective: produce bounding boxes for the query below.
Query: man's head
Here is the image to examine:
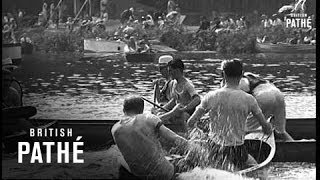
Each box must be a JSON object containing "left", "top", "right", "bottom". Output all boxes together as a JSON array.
[
  {"left": 168, "top": 58, "right": 184, "bottom": 80},
  {"left": 220, "top": 59, "right": 243, "bottom": 82},
  {"left": 158, "top": 55, "right": 173, "bottom": 77},
  {"left": 123, "top": 96, "right": 144, "bottom": 115}
]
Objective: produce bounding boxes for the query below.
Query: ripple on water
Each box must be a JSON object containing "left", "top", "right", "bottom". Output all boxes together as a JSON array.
[{"left": 268, "top": 162, "right": 316, "bottom": 180}]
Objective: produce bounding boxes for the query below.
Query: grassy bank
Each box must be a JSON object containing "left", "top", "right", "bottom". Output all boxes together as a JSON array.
[{"left": 18, "top": 23, "right": 298, "bottom": 55}]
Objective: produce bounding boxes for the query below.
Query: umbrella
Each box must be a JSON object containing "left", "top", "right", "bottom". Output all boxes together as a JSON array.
[
  {"left": 166, "top": 11, "right": 178, "bottom": 19},
  {"left": 278, "top": 5, "right": 294, "bottom": 13},
  {"left": 122, "top": 26, "right": 135, "bottom": 34}
]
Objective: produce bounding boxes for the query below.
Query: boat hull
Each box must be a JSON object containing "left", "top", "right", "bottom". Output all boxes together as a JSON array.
[
  {"left": 84, "top": 39, "right": 126, "bottom": 53},
  {"left": 2, "top": 43, "right": 22, "bottom": 65},
  {"left": 255, "top": 42, "right": 316, "bottom": 53},
  {"left": 125, "top": 52, "right": 157, "bottom": 63},
  {"left": 3, "top": 118, "right": 315, "bottom": 162}
]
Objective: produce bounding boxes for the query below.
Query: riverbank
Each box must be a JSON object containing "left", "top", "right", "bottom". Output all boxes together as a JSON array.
[{"left": 15, "top": 21, "right": 305, "bottom": 55}]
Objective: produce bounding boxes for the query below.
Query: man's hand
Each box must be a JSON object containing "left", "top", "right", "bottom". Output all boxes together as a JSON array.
[
  {"left": 171, "top": 103, "right": 185, "bottom": 117},
  {"left": 262, "top": 122, "right": 273, "bottom": 135},
  {"left": 152, "top": 79, "right": 162, "bottom": 87}
]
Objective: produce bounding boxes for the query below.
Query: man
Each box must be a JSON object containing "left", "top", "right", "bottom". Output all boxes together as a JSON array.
[
  {"left": 153, "top": 55, "right": 174, "bottom": 106},
  {"left": 238, "top": 72, "right": 294, "bottom": 141},
  {"left": 167, "top": 0, "right": 177, "bottom": 14},
  {"left": 111, "top": 96, "right": 190, "bottom": 179},
  {"left": 197, "top": 16, "right": 210, "bottom": 33},
  {"left": 120, "top": 7, "right": 134, "bottom": 24},
  {"left": 2, "top": 58, "right": 22, "bottom": 107},
  {"left": 187, "top": 60, "right": 272, "bottom": 170},
  {"left": 163, "top": 59, "right": 201, "bottom": 117}
]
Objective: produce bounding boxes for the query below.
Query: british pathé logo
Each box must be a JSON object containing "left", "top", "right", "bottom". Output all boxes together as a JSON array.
[
  {"left": 18, "top": 128, "right": 84, "bottom": 163},
  {"left": 285, "top": 13, "right": 312, "bottom": 28}
]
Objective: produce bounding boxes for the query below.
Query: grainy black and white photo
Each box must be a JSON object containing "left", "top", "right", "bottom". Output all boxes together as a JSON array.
[{"left": 2, "top": 0, "right": 316, "bottom": 179}]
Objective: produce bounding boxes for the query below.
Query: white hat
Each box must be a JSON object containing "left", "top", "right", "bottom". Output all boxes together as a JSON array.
[
  {"left": 158, "top": 55, "right": 173, "bottom": 64},
  {"left": 2, "top": 58, "right": 18, "bottom": 71},
  {"left": 243, "top": 72, "right": 260, "bottom": 78}
]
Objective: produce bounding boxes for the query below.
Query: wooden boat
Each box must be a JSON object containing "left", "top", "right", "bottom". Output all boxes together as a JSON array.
[
  {"left": 274, "top": 118, "right": 316, "bottom": 163},
  {"left": 3, "top": 118, "right": 315, "bottom": 163},
  {"left": 125, "top": 52, "right": 157, "bottom": 63},
  {"left": 239, "top": 130, "right": 275, "bottom": 177},
  {"left": 84, "top": 38, "right": 177, "bottom": 55},
  {"left": 21, "top": 42, "right": 33, "bottom": 54},
  {"left": 255, "top": 42, "right": 316, "bottom": 53},
  {"left": 2, "top": 43, "right": 22, "bottom": 65},
  {"left": 83, "top": 39, "right": 126, "bottom": 53}
]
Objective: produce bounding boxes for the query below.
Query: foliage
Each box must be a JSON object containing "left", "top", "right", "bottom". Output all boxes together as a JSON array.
[{"left": 18, "top": 23, "right": 303, "bottom": 54}]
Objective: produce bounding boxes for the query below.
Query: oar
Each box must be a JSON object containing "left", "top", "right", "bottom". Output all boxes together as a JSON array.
[
  {"left": 153, "top": 83, "right": 157, "bottom": 108},
  {"left": 141, "top": 97, "right": 169, "bottom": 112}
]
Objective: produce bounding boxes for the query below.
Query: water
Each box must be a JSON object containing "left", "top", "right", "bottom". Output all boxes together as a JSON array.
[
  {"left": 12, "top": 52, "right": 316, "bottom": 179},
  {"left": 15, "top": 52, "right": 315, "bottom": 120}
]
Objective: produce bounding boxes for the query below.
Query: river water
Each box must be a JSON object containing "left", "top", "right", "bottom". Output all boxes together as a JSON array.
[{"left": 11, "top": 52, "right": 316, "bottom": 179}]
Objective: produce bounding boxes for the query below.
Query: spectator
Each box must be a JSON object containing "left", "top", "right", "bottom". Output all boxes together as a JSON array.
[
  {"left": 310, "top": 28, "right": 316, "bottom": 45},
  {"left": 236, "top": 16, "right": 247, "bottom": 29},
  {"left": 228, "top": 17, "right": 236, "bottom": 29},
  {"left": 167, "top": 0, "right": 177, "bottom": 14},
  {"left": 120, "top": 7, "right": 134, "bottom": 24},
  {"left": 272, "top": 14, "right": 284, "bottom": 27},
  {"left": 42, "top": 2, "right": 48, "bottom": 22},
  {"left": 303, "top": 29, "right": 313, "bottom": 44},
  {"left": 66, "top": 17, "right": 73, "bottom": 30},
  {"left": 102, "top": 12, "right": 109, "bottom": 22},
  {"left": 197, "top": 16, "right": 210, "bottom": 32},
  {"left": 143, "top": 14, "right": 154, "bottom": 29},
  {"left": 3, "top": 15, "right": 9, "bottom": 24},
  {"left": 261, "top": 14, "right": 272, "bottom": 28},
  {"left": 18, "top": 9, "right": 23, "bottom": 18},
  {"left": 158, "top": 16, "right": 165, "bottom": 29},
  {"left": 220, "top": 16, "right": 229, "bottom": 29}
]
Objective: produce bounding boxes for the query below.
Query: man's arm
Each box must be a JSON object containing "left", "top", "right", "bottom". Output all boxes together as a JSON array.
[
  {"left": 182, "top": 94, "right": 201, "bottom": 113},
  {"left": 158, "top": 123, "right": 188, "bottom": 150},
  {"left": 159, "top": 103, "right": 184, "bottom": 123},
  {"left": 187, "top": 106, "right": 205, "bottom": 128},
  {"left": 183, "top": 83, "right": 201, "bottom": 113},
  {"left": 162, "top": 98, "right": 176, "bottom": 111}
]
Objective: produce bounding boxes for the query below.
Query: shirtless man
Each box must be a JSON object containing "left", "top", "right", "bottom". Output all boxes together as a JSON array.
[
  {"left": 187, "top": 59, "right": 272, "bottom": 170},
  {"left": 111, "top": 96, "right": 190, "bottom": 179},
  {"left": 237, "top": 72, "right": 294, "bottom": 141}
]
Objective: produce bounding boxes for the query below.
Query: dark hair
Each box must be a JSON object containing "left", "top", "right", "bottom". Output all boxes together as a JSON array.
[
  {"left": 168, "top": 58, "right": 184, "bottom": 72},
  {"left": 123, "top": 96, "right": 144, "bottom": 114},
  {"left": 221, "top": 59, "right": 243, "bottom": 77}
]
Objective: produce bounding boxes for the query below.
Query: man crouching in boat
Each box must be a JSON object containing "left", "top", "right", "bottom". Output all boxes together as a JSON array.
[
  {"left": 187, "top": 60, "right": 273, "bottom": 171},
  {"left": 237, "top": 72, "right": 294, "bottom": 141},
  {"left": 111, "top": 96, "right": 192, "bottom": 179}
]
